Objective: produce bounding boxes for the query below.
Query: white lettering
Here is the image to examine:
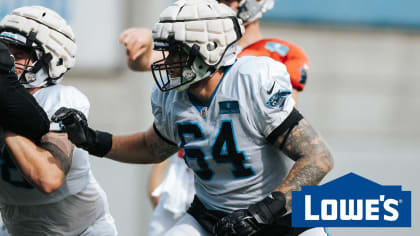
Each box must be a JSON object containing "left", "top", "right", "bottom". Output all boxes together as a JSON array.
[
  {"left": 366, "top": 199, "right": 379, "bottom": 220},
  {"left": 340, "top": 199, "right": 364, "bottom": 220},
  {"left": 321, "top": 200, "right": 337, "bottom": 220},
  {"left": 304, "top": 195, "right": 401, "bottom": 222},
  {"left": 305, "top": 195, "right": 319, "bottom": 220},
  {"left": 384, "top": 199, "right": 399, "bottom": 221}
]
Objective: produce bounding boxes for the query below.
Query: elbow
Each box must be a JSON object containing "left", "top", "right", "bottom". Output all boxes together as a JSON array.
[
  {"left": 36, "top": 175, "right": 65, "bottom": 195},
  {"left": 322, "top": 149, "right": 334, "bottom": 173}
]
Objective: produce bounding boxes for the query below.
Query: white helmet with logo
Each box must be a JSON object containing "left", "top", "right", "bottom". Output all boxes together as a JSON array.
[
  {"left": 151, "top": 0, "right": 244, "bottom": 91},
  {"left": 0, "top": 6, "right": 77, "bottom": 88}
]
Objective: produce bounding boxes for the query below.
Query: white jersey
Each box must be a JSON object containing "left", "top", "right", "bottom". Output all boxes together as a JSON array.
[
  {"left": 0, "top": 84, "right": 117, "bottom": 235},
  {"left": 152, "top": 56, "right": 295, "bottom": 212},
  {"left": 0, "top": 84, "right": 90, "bottom": 205}
]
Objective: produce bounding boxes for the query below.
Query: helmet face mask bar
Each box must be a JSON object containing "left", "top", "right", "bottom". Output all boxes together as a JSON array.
[
  {"left": 0, "top": 31, "right": 46, "bottom": 85},
  {"left": 151, "top": 36, "right": 203, "bottom": 92}
]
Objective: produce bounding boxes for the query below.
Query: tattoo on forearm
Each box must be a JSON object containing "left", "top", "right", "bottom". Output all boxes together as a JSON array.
[
  {"left": 276, "top": 119, "right": 334, "bottom": 210},
  {"left": 148, "top": 135, "right": 178, "bottom": 162},
  {"left": 40, "top": 133, "right": 74, "bottom": 174}
]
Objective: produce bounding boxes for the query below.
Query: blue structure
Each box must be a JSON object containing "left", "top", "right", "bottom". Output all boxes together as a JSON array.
[
  {"left": 263, "top": 0, "right": 420, "bottom": 29},
  {"left": 0, "top": 0, "right": 70, "bottom": 22}
]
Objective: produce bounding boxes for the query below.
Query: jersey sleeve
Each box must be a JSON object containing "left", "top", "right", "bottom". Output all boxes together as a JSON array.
[
  {"left": 245, "top": 58, "right": 296, "bottom": 139},
  {"left": 151, "top": 85, "right": 177, "bottom": 145}
]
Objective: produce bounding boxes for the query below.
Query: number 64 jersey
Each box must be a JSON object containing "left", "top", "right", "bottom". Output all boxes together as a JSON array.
[{"left": 152, "top": 56, "right": 296, "bottom": 213}]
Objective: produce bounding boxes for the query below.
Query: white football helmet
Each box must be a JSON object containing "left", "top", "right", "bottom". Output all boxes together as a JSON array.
[
  {"left": 151, "top": 0, "right": 244, "bottom": 92},
  {"left": 219, "top": 0, "right": 275, "bottom": 24},
  {"left": 0, "top": 6, "right": 77, "bottom": 88}
]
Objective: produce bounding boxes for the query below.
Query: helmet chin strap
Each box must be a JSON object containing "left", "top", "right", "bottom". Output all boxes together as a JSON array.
[
  {"left": 173, "top": 43, "right": 238, "bottom": 92},
  {"left": 21, "top": 67, "right": 49, "bottom": 88}
]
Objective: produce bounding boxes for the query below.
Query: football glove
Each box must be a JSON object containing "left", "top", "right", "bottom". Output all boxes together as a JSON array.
[
  {"left": 52, "top": 107, "right": 112, "bottom": 157},
  {"left": 214, "top": 191, "right": 287, "bottom": 236},
  {"left": 0, "top": 42, "right": 15, "bottom": 74}
]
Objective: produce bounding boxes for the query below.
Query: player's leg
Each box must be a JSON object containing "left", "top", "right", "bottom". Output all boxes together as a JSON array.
[{"left": 163, "top": 213, "right": 211, "bottom": 236}]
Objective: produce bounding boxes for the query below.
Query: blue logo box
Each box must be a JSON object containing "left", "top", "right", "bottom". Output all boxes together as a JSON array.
[{"left": 292, "top": 173, "right": 411, "bottom": 227}]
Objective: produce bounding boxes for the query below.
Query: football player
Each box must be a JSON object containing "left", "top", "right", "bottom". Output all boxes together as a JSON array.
[
  {"left": 220, "top": 0, "right": 309, "bottom": 102},
  {"left": 120, "top": 0, "right": 310, "bottom": 235},
  {"left": 120, "top": 0, "right": 309, "bottom": 103},
  {"left": 55, "top": 0, "right": 333, "bottom": 235},
  {"left": 0, "top": 6, "right": 117, "bottom": 235}
]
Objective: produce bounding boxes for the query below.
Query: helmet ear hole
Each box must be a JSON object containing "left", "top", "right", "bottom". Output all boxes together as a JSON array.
[
  {"left": 207, "top": 42, "right": 217, "bottom": 51},
  {"left": 56, "top": 58, "right": 63, "bottom": 66}
]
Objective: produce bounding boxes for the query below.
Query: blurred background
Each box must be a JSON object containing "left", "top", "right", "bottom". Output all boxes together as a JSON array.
[{"left": 1, "top": 0, "right": 419, "bottom": 235}]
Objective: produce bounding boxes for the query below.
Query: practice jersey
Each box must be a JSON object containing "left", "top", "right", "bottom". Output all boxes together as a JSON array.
[
  {"left": 0, "top": 84, "right": 91, "bottom": 205},
  {"left": 152, "top": 56, "right": 295, "bottom": 212},
  {"left": 238, "top": 38, "right": 309, "bottom": 91}
]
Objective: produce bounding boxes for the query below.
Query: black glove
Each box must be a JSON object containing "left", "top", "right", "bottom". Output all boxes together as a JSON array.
[
  {"left": 52, "top": 107, "right": 112, "bottom": 157},
  {"left": 0, "top": 41, "right": 15, "bottom": 74},
  {"left": 214, "top": 192, "right": 287, "bottom": 236}
]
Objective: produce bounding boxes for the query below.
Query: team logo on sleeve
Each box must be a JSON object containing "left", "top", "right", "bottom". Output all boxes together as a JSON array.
[
  {"left": 292, "top": 173, "right": 412, "bottom": 227},
  {"left": 266, "top": 90, "right": 291, "bottom": 109}
]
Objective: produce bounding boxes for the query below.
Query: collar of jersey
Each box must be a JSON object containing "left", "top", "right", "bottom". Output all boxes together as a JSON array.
[{"left": 187, "top": 64, "right": 234, "bottom": 113}]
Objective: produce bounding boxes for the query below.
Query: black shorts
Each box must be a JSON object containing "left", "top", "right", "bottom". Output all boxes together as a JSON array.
[{"left": 187, "top": 196, "right": 313, "bottom": 236}]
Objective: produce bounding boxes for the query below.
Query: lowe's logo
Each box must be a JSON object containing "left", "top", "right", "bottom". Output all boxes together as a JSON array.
[{"left": 292, "top": 173, "right": 411, "bottom": 227}]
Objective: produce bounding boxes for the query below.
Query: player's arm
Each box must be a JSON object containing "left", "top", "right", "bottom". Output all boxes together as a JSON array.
[
  {"left": 4, "top": 131, "right": 74, "bottom": 194},
  {"left": 51, "top": 107, "right": 178, "bottom": 163},
  {"left": 274, "top": 116, "right": 334, "bottom": 210},
  {"left": 0, "top": 42, "right": 49, "bottom": 141},
  {"left": 106, "top": 126, "right": 178, "bottom": 164},
  {"left": 214, "top": 111, "right": 333, "bottom": 236},
  {"left": 119, "top": 27, "right": 165, "bottom": 71}
]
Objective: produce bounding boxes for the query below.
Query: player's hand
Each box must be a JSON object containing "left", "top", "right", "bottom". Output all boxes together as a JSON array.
[
  {"left": 119, "top": 27, "right": 153, "bottom": 70},
  {"left": 52, "top": 107, "right": 112, "bottom": 157},
  {"left": 0, "top": 41, "right": 15, "bottom": 74},
  {"left": 213, "top": 192, "right": 287, "bottom": 236},
  {"left": 214, "top": 209, "right": 260, "bottom": 236}
]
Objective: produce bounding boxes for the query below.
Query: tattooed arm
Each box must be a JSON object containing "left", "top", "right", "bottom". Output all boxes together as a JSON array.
[
  {"left": 4, "top": 131, "right": 74, "bottom": 194},
  {"left": 274, "top": 119, "right": 334, "bottom": 211},
  {"left": 105, "top": 125, "right": 179, "bottom": 164}
]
